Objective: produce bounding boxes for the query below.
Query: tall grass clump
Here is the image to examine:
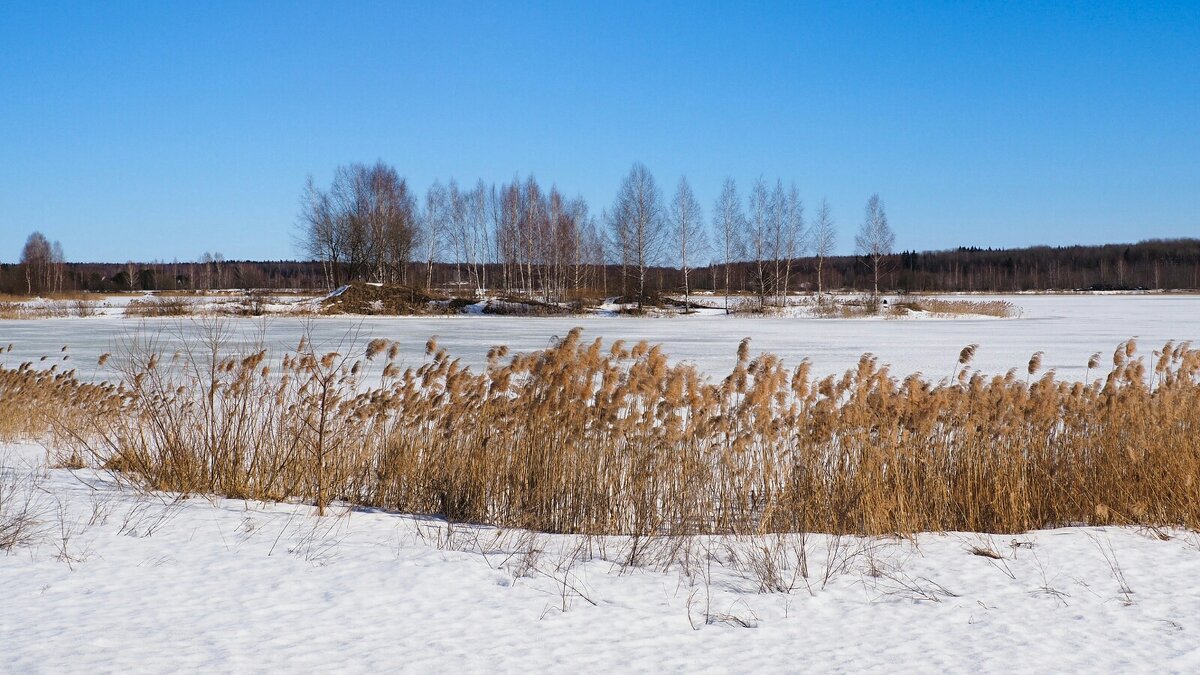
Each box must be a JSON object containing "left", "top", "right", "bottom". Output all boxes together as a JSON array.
[{"left": 18, "top": 321, "right": 1200, "bottom": 536}]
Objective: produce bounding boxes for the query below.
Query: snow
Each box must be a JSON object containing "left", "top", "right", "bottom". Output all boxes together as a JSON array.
[
  {"left": 2, "top": 294, "right": 1198, "bottom": 383},
  {"left": 3, "top": 442, "right": 1199, "bottom": 672},
  {"left": 3, "top": 294, "right": 1200, "bottom": 670}
]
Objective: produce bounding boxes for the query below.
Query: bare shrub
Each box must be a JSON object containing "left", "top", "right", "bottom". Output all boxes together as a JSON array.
[
  {"left": 0, "top": 462, "right": 48, "bottom": 552},
  {"left": 71, "top": 299, "right": 101, "bottom": 317}
]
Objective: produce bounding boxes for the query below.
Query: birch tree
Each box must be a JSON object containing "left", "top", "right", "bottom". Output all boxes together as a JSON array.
[
  {"left": 855, "top": 193, "right": 894, "bottom": 296},
  {"left": 423, "top": 181, "right": 449, "bottom": 290},
  {"left": 670, "top": 176, "right": 707, "bottom": 313},
  {"left": 812, "top": 198, "right": 836, "bottom": 296},
  {"left": 609, "top": 163, "right": 665, "bottom": 310},
  {"left": 780, "top": 183, "right": 805, "bottom": 304},
  {"left": 748, "top": 178, "right": 772, "bottom": 308},
  {"left": 712, "top": 178, "right": 745, "bottom": 314}
]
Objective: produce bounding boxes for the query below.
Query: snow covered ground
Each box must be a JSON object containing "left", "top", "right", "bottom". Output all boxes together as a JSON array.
[
  {"left": 5, "top": 294, "right": 1200, "bottom": 671},
  {"left": 3, "top": 442, "right": 1199, "bottom": 672},
  {"left": 2, "top": 293, "right": 1198, "bottom": 382}
]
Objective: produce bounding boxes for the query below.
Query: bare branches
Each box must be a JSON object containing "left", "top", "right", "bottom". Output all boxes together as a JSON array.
[
  {"left": 609, "top": 163, "right": 666, "bottom": 310},
  {"left": 854, "top": 194, "right": 895, "bottom": 297},
  {"left": 298, "top": 162, "right": 419, "bottom": 289},
  {"left": 713, "top": 178, "right": 745, "bottom": 314},
  {"left": 671, "top": 176, "right": 707, "bottom": 313}
]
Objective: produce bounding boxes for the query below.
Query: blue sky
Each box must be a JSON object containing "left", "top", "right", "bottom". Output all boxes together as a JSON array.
[{"left": 1, "top": 1, "right": 1197, "bottom": 263}]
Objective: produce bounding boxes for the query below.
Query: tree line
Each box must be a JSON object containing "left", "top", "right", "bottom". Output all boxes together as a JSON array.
[
  {"left": 4, "top": 160, "right": 1198, "bottom": 297},
  {"left": 5, "top": 238, "right": 1200, "bottom": 298},
  {"left": 296, "top": 161, "right": 897, "bottom": 309}
]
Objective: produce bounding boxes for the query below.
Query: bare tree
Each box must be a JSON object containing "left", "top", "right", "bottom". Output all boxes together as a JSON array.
[
  {"left": 605, "top": 204, "right": 629, "bottom": 301},
  {"left": 20, "top": 232, "right": 53, "bottom": 295},
  {"left": 298, "top": 163, "right": 417, "bottom": 289},
  {"left": 297, "top": 178, "right": 342, "bottom": 287},
  {"left": 780, "top": 183, "right": 805, "bottom": 304},
  {"left": 768, "top": 180, "right": 786, "bottom": 305},
  {"left": 124, "top": 260, "right": 138, "bottom": 291},
  {"left": 748, "top": 178, "right": 771, "bottom": 308},
  {"left": 50, "top": 241, "right": 65, "bottom": 294},
  {"left": 364, "top": 162, "right": 418, "bottom": 285},
  {"left": 670, "top": 176, "right": 707, "bottom": 314},
  {"left": 712, "top": 178, "right": 745, "bottom": 314},
  {"left": 464, "top": 180, "right": 490, "bottom": 293},
  {"left": 855, "top": 193, "right": 895, "bottom": 296},
  {"left": 609, "top": 163, "right": 666, "bottom": 310},
  {"left": 423, "top": 181, "right": 449, "bottom": 290},
  {"left": 812, "top": 198, "right": 836, "bottom": 296}
]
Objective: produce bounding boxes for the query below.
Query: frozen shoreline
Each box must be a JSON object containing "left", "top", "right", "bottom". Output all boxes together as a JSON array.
[{"left": 3, "top": 293, "right": 1198, "bottom": 383}]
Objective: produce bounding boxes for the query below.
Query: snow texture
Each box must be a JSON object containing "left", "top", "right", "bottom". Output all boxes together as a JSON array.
[
  {"left": 2, "top": 442, "right": 1199, "bottom": 672},
  {"left": 4, "top": 294, "right": 1200, "bottom": 671}
]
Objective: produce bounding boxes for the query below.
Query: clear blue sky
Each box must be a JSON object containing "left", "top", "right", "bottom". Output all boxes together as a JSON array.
[{"left": 2, "top": 1, "right": 1197, "bottom": 263}]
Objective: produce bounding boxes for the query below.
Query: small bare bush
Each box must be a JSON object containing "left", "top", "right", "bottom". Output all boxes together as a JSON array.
[
  {"left": 72, "top": 299, "right": 102, "bottom": 317},
  {"left": 0, "top": 463, "right": 48, "bottom": 552}
]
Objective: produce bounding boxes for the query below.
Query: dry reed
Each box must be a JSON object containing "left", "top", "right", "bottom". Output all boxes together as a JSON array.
[
  {"left": 124, "top": 296, "right": 193, "bottom": 317},
  {"left": 891, "top": 298, "right": 1019, "bottom": 318},
  {"left": 6, "top": 322, "right": 1199, "bottom": 536}
]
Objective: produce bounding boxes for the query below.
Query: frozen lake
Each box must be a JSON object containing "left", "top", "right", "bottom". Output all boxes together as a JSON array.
[{"left": 2, "top": 294, "right": 1197, "bottom": 383}]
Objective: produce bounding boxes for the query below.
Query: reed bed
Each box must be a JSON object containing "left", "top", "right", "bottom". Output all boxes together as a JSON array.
[
  {"left": 892, "top": 298, "right": 1019, "bottom": 318},
  {"left": 5, "top": 323, "right": 1199, "bottom": 535},
  {"left": 0, "top": 300, "right": 102, "bottom": 319},
  {"left": 123, "top": 296, "right": 193, "bottom": 317}
]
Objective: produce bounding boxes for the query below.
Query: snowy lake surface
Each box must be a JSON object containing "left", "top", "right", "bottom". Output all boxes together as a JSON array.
[{"left": 2, "top": 294, "right": 1198, "bottom": 382}]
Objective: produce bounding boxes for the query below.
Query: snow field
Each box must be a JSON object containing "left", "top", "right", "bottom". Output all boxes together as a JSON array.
[
  {"left": 2, "top": 443, "right": 1199, "bottom": 672},
  {"left": 4, "top": 294, "right": 1200, "bottom": 671}
]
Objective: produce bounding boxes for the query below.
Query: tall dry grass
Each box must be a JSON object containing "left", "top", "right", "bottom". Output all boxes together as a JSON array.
[
  {"left": 891, "top": 298, "right": 1019, "bottom": 318},
  {"left": 0, "top": 347, "right": 121, "bottom": 465},
  {"left": 6, "top": 322, "right": 1199, "bottom": 535},
  {"left": 0, "top": 300, "right": 102, "bottom": 319},
  {"left": 123, "top": 296, "right": 193, "bottom": 317}
]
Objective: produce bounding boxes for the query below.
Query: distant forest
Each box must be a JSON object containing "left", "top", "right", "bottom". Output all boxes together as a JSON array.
[
  {"left": 2, "top": 238, "right": 1198, "bottom": 297},
  {"left": 4, "top": 160, "right": 1198, "bottom": 298}
]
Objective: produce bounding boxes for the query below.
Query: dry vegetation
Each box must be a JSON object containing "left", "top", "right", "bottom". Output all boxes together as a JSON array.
[
  {"left": 319, "top": 283, "right": 452, "bottom": 315},
  {"left": 482, "top": 296, "right": 577, "bottom": 316},
  {"left": 123, "top": 296, "right": 194, "bottom": 317},
  {"left": 801, "top": 295, "right": 1019, "bottom": 319},
  {"left": 3, "top": 323, "right": 1199, "bottom": 536},
  {"left": 891, "top": 297, "right": 1020, "bottom": 318},
  {"left": 0, "top": 299, "right": 105, "bottom": 319}
]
